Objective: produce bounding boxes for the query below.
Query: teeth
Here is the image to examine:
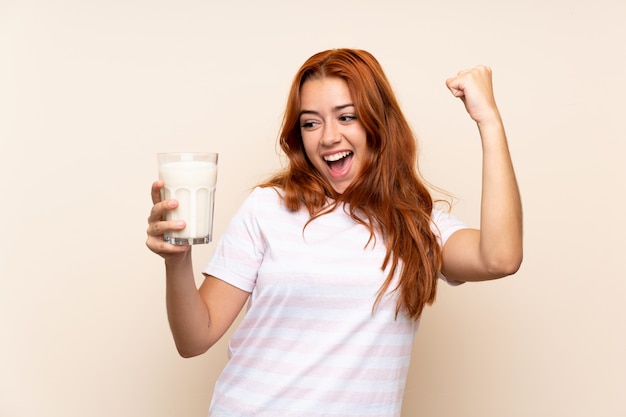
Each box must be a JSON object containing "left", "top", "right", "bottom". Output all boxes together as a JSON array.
[{"left": 324, "top": 151, "right": 351, "bottom": 162}]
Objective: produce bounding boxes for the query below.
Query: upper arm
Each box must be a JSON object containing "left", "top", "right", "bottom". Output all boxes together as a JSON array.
[
  {"left": 198, "top": 274, "right": 250, "bottom": 346},
  {"left": 441, "top": 228, "right": 492, "bottom": 283}
]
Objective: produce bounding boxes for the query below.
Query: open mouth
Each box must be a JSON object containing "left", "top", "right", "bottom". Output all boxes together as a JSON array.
[{"left": 324, "top": 151, "right": 353, "bottom": 173}]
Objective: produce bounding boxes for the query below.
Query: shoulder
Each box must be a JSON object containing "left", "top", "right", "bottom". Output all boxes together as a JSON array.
[
  {"left": 430, "top": 208, "right": 469, "bottom": 245},
  {"left": 247, "top": 186, "right": 284, "bottom": 205},
  {"left": 235, "top": 186, "right": 289, "bottom": 217}
]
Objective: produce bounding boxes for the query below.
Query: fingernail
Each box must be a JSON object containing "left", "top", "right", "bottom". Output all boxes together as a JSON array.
[{"left": 176, "top": 221, "right": 185, "bottom": 228}]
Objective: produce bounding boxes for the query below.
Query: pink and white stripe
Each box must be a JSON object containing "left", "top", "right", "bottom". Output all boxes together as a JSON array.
[{"left": 204, "top": 187, "right": 467, "bottom": 416}]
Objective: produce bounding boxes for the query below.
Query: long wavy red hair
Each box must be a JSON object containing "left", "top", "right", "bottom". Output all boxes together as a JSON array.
[{"left": 260, "top": 49, "right": 442, "bottom": 320}]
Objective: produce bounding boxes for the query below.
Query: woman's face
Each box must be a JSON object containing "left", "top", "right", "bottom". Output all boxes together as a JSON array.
[{"left": 299, "top": 76, "right": 369, "bottom": 194}]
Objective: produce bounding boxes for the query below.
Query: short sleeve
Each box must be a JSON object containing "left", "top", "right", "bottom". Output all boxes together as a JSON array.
[
  {"left": 431, "top": 209, "right": 470, "bottom": 285},
  {"left": 202, "top": 188, "right": 267, "bottom": 293},
  {"left": 430, "top": 209, "right": 469, "bottom": 246}
]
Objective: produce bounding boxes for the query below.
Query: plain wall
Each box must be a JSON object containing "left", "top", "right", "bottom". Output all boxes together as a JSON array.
[{"left": 1, "top": 0, "right": 624, "bottom": 416}]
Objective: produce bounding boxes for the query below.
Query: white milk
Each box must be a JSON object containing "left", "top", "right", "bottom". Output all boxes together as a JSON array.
[{"left": 159, "top": 160, "right": 218, "bottom": 243}]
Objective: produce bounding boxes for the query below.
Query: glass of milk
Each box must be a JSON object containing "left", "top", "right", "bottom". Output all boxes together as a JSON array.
[{"left": 157, "top": 152, "right": 218, "bottom": 245}]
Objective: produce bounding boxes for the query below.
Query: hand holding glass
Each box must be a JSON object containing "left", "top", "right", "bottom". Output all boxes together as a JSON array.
[{"left": 157, "top": 152, "right": 218, "bottom": 245}]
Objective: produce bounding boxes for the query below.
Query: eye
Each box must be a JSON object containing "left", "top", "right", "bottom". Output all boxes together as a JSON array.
[
  {"left": 300, "top": 120, "right": 319, "bottom": 129},
  {"left": 339, "top": 114, "right": 357, "bottom": 123}
]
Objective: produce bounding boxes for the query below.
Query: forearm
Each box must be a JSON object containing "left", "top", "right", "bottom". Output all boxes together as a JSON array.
[
  {"left": 442, "top": 65, "right": 522, "bottom": 281},
  {"left": 164, "top": 252, "right": 213, "bottom": 357},
  {"left": 477, "top": 117, "right": 523, "bottom": 276}
]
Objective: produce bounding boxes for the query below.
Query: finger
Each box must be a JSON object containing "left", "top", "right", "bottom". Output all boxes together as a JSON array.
[
  {"left": 148, "top": 219, "right": 186, "bottom": 237},
  {"left": 151, "top": 180, "right": 164, "bottom": 205},
  {"left": 146, "top": 235, "right": 191, "bottom": 257},
  {"left": 147, "top": 199, "right": 178, "bottom": 224},
  {"left": 445, "top": 76, "right": 465, "bottom": 98}
]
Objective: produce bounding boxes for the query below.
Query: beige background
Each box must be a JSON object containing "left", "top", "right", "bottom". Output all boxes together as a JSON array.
[{"left": 1, "top": 0, "right": 624, "bottom": 416}]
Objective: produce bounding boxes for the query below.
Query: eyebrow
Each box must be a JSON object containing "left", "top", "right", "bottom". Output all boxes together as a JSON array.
[{"left": 299, "top": 103, "right": 355, "bottom": 117}]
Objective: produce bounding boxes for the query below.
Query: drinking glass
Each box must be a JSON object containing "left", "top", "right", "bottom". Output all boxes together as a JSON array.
[{"left": 157, "top": 152, "right": 218, "bottom": 245}]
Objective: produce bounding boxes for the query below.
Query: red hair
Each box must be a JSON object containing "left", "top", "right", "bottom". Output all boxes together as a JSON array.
[{"left": 260, "top": 49, "right": 442, "bottom": 320}]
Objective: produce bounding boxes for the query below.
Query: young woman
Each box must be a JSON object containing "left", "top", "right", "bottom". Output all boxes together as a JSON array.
[{"left": 146, "top": 48, "right": 522, "bottom": 417}]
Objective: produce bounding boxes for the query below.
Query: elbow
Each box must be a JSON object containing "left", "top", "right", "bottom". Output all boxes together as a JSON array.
[
  {"left": 485, "top": 251, "right": 523, "bottom": 279},
  {"left": 178, "top": 349, "right": 203, "bottom": 359},
  {"left": 174, "top": 340, "right": 213, "bottom": 359},
  {"left": 177, "top": 345, "right": 209, "bottom": 359}
]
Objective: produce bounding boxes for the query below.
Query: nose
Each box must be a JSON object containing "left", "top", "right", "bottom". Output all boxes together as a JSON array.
[{"left": 320, "top": 121, "right": 341, "bottom": 147}]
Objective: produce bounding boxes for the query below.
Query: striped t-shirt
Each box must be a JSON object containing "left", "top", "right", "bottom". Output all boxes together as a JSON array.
[{"left": 204, "top": 186, "right": 468, "bottom": 417}]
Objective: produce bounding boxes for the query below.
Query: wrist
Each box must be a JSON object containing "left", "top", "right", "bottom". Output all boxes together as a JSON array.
[
  {"left": 164, "top": 248, "right": 192, "bottom": 269},
  {"left": 476, "top": 110, "right": 503, "bottom": 130}
]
